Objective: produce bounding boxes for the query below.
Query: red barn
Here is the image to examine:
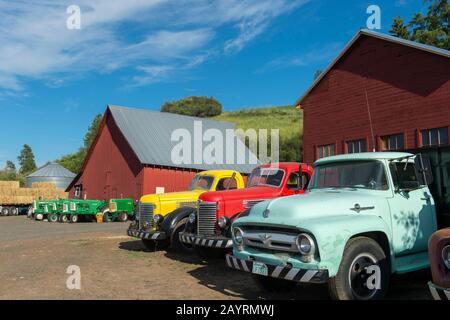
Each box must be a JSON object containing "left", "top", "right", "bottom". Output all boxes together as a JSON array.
[
  {"left": 297, "top": 29, "right": 450, "bottom": 164},
  {"left": 67, "top": 105, "right": 256, "bottom": 200}
]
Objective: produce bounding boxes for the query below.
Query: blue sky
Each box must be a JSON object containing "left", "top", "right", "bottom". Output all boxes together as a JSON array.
[{"left": 0, "top": 0, "right": 426, "bottom": 168}]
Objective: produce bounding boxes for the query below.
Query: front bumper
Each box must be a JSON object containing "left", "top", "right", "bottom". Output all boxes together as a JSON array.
[
  {"left": 180, "top": 232, "right": 233, "bottom": 248},
  {"left": 127, "top": 227, "right": 166, "bottom": 241},
  {"left": 428, "top": 282, "right": 450, "bottom": 300},
  {"left": 226, "top": 254, "right": 328, "bottom": 284}
]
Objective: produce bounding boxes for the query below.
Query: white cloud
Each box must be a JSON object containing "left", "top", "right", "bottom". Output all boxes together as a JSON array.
[
  {"left": 0, "top": 0, "right": 308, "bottom": 91},
  {"left": 257, "top": 42, "right": 343, "bottom": 73}
]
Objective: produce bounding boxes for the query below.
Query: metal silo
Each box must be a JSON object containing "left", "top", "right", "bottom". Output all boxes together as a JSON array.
[{"left": 26, "top": 163, "right": 76, "bottom": 189}]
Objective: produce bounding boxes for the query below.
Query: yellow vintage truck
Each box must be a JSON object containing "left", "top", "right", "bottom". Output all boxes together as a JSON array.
[{"left": 127, "top": 170, "right": 245, "bottom": 252}]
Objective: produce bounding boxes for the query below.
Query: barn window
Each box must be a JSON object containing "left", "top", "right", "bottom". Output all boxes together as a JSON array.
[
  {"left": 381, "top": 134, "right": 404, "bottom": 151},
  {"left": 421, "top": 127, "right": 448, "bottom": 147},
  {"left": 347, "top": 139, "right": 367, "bottom": 154},
  {"left": 74, "top": 185, "right": 82, "bottom": 199},
  {"left": 317, "top": 144, "right": 335, "bottom": 159}
]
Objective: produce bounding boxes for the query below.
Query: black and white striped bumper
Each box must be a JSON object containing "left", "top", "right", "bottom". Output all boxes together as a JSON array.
[
  {"left": 180, "top": 233, "right": 233, "bottom": 248},
  {"left": 226, "top": 254, "right": 328, "bottom": 284},
  {"left": 127, "top": 228, "right": 166, "bottom": 240},
  {"left": 428, "top": 282, "right": 450, "bottom": 300}
]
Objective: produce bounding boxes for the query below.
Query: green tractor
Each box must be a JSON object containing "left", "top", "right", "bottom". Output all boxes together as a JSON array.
[{"left": 48, "top": 198, "right": 136, "bottom": 223}]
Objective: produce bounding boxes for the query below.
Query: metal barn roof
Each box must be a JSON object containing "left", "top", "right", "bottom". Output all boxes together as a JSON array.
[
  {"left": 108, "top": 105, "right": 259, "bottom": 173},
  {"left": 296, "top": 29, "right": 450, "bottom": 106},
  {"left": 27, "top": 162, "right": 76, "bottom": 178}
]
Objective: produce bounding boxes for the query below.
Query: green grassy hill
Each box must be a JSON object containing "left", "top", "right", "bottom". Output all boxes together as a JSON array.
[{"left": 213, "top": 106, "right": 303, "bottom": 162}]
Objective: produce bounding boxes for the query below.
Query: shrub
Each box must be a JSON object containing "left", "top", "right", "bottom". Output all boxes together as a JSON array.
[{"left": 161, "top": 96, "right": 222, "bottom": 117}]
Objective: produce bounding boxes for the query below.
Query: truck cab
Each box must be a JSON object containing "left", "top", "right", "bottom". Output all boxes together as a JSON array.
[
  {"left": 227, "top": 152, "right": 438, "bottom": 300},
  {"left": 127, "top": 170, "right": 246, "bottom": 251},
  {"left": 180, "top": 163, "right": 313, "bottom": 257}
]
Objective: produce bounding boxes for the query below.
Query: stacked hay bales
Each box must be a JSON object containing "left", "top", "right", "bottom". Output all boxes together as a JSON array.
[{"left": 0, "top": 181, "right": 68, "bottom": 205}]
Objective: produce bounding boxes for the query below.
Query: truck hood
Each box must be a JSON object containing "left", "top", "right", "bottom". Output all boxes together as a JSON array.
[
  {"left": 199, "top": 186, "right": 281, "bottom": 202},
  {"left": 140, "top": 190, "right": 204, "bottom": 204},
  {"left": 239, "top": 189, "right": 387, "bottom": 228}
]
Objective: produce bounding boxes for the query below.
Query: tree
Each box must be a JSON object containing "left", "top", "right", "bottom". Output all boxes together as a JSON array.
[
  {"left": 83, "top": 114, "right": 102, "bottom": 149},
  {"left": 57, "top": 113, "right": 102, "bottom": 173},
  {"left": 17, "top": 144, "right": 37, "bottom": 174},
  {"left": 161, "top": 96, "right": 222, "bottom": 117},
  {"left": 390, "top": 0, "right": 449, "bottom": 49},
  {"left": 5, "top": 160, "right": 16, "bottom": 173}
]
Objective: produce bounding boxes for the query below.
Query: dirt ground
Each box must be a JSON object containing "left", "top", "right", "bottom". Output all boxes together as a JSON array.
[{"left": 0, "top": 216, "right": 433, "bottom": 300}]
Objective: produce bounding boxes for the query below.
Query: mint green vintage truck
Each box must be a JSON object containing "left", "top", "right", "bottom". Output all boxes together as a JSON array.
[{"left": 227, "top": 151, "right": 448, "bottom": 300}]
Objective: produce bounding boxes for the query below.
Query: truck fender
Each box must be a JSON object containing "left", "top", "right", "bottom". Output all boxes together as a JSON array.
[
  {"left": 302, "top": 214, "right": 393, "bottom": 277},
  {"left": 160, "top": 206, "right": 197, "bottom": 238}
]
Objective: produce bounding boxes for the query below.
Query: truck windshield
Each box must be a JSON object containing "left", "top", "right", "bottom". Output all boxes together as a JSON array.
[
  {"left": 247, "top": 168, "right": 285, "bottom": 188},
  {"left": 309, "top": 161, "right": 388, "bottom": 191},
  {"left": 188, "top": 175, "right": 215, "bottom": 191}
]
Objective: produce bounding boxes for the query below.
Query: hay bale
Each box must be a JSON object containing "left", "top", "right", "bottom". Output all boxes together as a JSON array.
[
  {"left": 31, "top": 182, "right": 56, "bottom": 189},
  {"left": 0, "top": 181, "right": 19, "bottom": 188}
]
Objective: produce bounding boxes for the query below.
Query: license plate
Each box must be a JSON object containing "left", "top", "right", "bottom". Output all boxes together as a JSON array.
[{"left": 252, "top": 261, "right": 268, "bottom": 276}]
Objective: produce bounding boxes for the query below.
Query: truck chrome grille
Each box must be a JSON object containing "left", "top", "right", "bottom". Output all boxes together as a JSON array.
[
  {"left": 242, "top": 199, "right": 266, "bottom": 209},
  {"left": 138, "top": 202, "right": 155, "bottom": 229},
  {"left": 242, "top": 228, "right": 300, "bottom": 253},
  {"left": 197, "top": 202, "right": 217, "bottom": 236}
]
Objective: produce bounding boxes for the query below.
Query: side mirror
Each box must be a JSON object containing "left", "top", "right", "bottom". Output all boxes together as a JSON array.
[{"left": 414, "top": 154, "right": 434, "bottom": 186}]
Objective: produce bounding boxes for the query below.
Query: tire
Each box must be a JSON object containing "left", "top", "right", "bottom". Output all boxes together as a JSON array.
[
  {"left": 328, "top": 237, "right": 389, "bottom": 300},
  {"left": 1, "top": 207, "right": 9, "bottom": 216},
  {"left": 194, "top": 246, "right": 225, "bottom": 260},
  {"left": 35, "top": 213, "right": 44, "bottom": 221},
  {"left": 253, "top": 274, "right": 297, "bottom": 292},
  {"left": 69, "top": 214, "right": 78, "bottom": 223},
  {"left": 11, "top": 207, "right": 19, "bottom": 216},
  {"left": 170, "top": 218, "right": 194, "bottom": 253},
  {"left": 59, "top": 214, "right": 69, "bottom": 223},
  {"left": 117, "top": 212, "right": 128, "bottom": 222},
  {"left": 102, "top": 209, "right": 112, "bottom": 223},
  {"left": 48, "top": 213, "right": 58, "bottom": 223}
]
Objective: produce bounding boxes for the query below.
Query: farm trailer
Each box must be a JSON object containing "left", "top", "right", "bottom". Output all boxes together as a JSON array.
[{"left": 33, "top": 198, "right": 135, "bottom": 223}]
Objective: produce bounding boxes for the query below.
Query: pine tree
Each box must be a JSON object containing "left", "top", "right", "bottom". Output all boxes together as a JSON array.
[
  {"left": 390, "top": 0, "right": 449, "bottom": 49},
  {"left": 17, "top": 144, "right": 37, "bottom": 174}
]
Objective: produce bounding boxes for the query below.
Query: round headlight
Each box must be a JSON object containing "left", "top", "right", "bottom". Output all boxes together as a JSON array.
[
  {"left": 233, "top": 227, "right": 244, "bottom": 245},
  {"left": 188, "top": 212, "right": 196, "bottom": 224},
  {"left": 153, "top": 214, "right": 164, "bottom": 224},
  {"left": 443, "top": 245, "right": 450, "bottom": 269},
  {"left": 218, "top": 216, "right": 229, "bottom": 228},
  {"left": 296, "top": 233, "right": 315, "bottom": 255}
]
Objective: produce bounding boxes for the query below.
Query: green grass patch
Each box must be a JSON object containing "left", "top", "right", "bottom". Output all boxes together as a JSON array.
[{"left": 213, "top": 106, "right": 303, "bottom": 162}]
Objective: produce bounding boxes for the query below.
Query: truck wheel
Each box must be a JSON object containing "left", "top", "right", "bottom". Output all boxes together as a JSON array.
[
  {"left": 59, "top": 214, "right": 69, "bottom": 223},
  {"left": 11, "top": 207, "right": 19, "bottom": 215},
  {"left": 1, "top": 207, "right": 9, "bottom": 216},
  {"left": 102, "top": 209, "right": 112, "bottom": 223},
  {"left": 253, "top": 275, "right": 297, "bottom": 292},
  {"left": 117, "top": 212, "right": 128, "bottom": 222},
  {"left": 48, "top": 213, "right": 58, "bottom": 223},
  {"left": 69, "top": 214, "right": 78, "bottom": 223},
  {"left": 171, "top": 218, "right": 194, "bottom": 253},
  {"left": 35, "top": 213, "right": 44, "bottom": 221},
  {"left": 328, "top": 237, "right": 389, "bottom": 300}
]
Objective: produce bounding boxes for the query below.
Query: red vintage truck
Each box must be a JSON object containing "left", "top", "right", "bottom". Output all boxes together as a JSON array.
[{"left": 180, "top": 162, "right": 313, "bottom": 258}]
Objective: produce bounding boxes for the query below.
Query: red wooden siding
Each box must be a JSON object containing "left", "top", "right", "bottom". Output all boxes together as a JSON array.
[
  {"left": 302, "top": 35, "right": 450, "bottom": 164},
  {"left": 142, "top": 166, "right": 199, "bottom": 195},
  {"left": 69, "top": 110, "right": 144, "bottom": 200}
]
